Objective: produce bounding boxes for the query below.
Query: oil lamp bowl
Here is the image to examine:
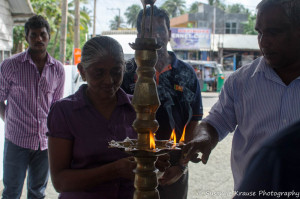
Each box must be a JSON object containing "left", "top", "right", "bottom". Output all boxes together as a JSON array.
[
  {"left": 129, "top": 38, "right": 161, "bottom": 51},
  {"left": 108, "top": 138, "right": 184, "bottom": 156}
]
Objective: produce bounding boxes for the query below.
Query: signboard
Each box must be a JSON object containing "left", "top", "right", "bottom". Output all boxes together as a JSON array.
[
  {"left": 170, "top": 28, "right": 211, "bottom": 50},
  {"left": 73, "top": 48, "right": 81, "bottom": 65}
]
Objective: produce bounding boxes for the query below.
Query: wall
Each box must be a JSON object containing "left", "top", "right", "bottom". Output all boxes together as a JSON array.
[
  {"left": 188, "top": 4, "right": 248, "bottom": 34},
  {"left": 0, "top": 0, "right": 13, "bottom": 52},
  {"left": 0, "top": 0, "right": 13, "bottom": 180}
]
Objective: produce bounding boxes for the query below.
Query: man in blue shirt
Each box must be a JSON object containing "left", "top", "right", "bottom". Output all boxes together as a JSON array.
[
  {"left": 183, "top": 0, "right": 300, "bottom": 191},
  {"left": 121, "top": 6, "right": 203, "bottom": 199}
]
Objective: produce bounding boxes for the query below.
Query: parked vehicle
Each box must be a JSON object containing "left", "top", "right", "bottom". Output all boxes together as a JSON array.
[{"left": 183, "top": 60, "right": 225, "bottom": 92}]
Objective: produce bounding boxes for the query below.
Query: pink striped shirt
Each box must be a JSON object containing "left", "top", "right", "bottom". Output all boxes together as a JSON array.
[{"left": 0, "top": 50, "right": 65, "bottom": 150}]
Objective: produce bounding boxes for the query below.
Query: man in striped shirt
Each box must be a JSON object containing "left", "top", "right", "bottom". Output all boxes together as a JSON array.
[
  {"left": 182, "top": 0, "right": 300, "bottom": 191},
  {"left": 0, "top": 15, "right": 65, "bottom": 198}
]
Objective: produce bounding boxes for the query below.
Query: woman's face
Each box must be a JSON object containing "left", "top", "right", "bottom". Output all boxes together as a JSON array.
[{"left": 79, "top": 55, "right": 124, "bottom": 100}]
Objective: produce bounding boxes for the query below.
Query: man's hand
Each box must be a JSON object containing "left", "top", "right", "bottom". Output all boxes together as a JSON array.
[
  {"left": 181, "top": 137, "right": 212, "bottom": 165},
  {"left": 181, "top": 122, "right": 219, "bottom": 165},
  {"left": 158, "top": 165, "right": 183, "bottom": 186}
]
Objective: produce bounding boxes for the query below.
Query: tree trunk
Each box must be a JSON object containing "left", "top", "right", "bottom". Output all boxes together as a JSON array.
[
  {"left": 51, "top": 29, "right": 60, "bottom": 56},
  {"left": 93, "top": 0, "right": 96, "bottom": 37},
  {"left": 74, "top": 0, "right": 80, "bottom": 49},
  {"left": 59, "top": 0, "right": 68, "bottom": 64}
]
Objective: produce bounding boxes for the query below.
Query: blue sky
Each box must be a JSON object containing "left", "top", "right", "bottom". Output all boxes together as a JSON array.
[{"left": 86, "top": 0, "right": 261, "bottom": 34}]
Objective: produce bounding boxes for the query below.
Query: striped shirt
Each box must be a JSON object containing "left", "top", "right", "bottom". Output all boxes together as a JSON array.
[
  {"left": 203, "top": 57, "right": 300, "bottom": 190},
  {"left": 0, "top": 50, "right": 65, "bottom": 150}
]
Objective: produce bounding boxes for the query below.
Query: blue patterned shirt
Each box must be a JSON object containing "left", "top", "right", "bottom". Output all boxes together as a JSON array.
[{"left": 122, "top": 51, "right": 203, "bottom": 141}]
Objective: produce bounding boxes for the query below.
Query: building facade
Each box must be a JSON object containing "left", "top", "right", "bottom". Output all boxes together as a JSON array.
[
  {"left": 170, "top": 3, "right": 261, "bottom": 69},
  {"left": 0, "top": 0, "right": 34, "bottom": 63}
]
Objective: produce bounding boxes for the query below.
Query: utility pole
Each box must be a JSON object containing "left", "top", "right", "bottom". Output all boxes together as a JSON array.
[
  {"left": 93, "top": 0, "right": 96, "bottom": 37},
  {"left": 211, "top": 3, "right": 216, "bottom": 61},
  {"left": 59, "top": 0, "right": 68, "bottom": 64},
  {"left": 74, "top": 0, "right": 80, "bottom": 48},
  {"left": 108, "top": 8, "right": 121, "bottom": 29}
]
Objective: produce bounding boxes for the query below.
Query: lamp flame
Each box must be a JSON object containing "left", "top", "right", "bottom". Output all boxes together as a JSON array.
[
  {"left": 179, "top": 125, "right": 186, "bottom": 143},
  {"left": 169, "top": 129, "right": 176, "bottom": 147},
  {"left": 149, "top": 131, "right": 156, "bottom": 149}
]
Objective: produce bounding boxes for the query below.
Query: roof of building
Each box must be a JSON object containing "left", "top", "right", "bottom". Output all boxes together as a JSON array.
[
  {"left": 101, "top": 31, "right": 259, "bottom": 53},
  {"left": 102, "top": 30, "right": 137, "bottom": 35},
  {"left": 8, "top": 0, "right": 35, "bottom": 24},
  {"left": 211, "top": 34, "right": 259, "bottom": 51},
  {"left": 102, "top": 33, "right": 173, "bottom": 55}
]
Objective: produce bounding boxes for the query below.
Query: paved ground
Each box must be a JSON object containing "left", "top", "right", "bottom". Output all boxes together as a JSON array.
[
  {"left": 188, "top": 92, "right": 234, "bottom": 199},
  {"left": 0, "top": 92, "right": 234, "bottom": 199}
]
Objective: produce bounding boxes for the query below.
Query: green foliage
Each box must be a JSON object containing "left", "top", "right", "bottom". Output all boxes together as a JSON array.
[
  {"left": 124, "top": 4, "right": 141, "bottom": 28},
  {"left": 109, "top": 15, "right": 125, "bottom": 30},
  {"left": 12, "top": 26, "right": 25, "bottom": 54},
  {"left": 160, "top": 0, "right": 186, "bottom": 18},
  {"left": 189, "top": 2, "right": 199, "bottom": 14},
  {"left": 12, "top": 0, "right": 91, "bottom": 61},
  {"left": 243, "top": 14, "right": 258, "bottom": 35},
  {"left": 208, "top": 0, "right": 226, "bottom": 10},
  {"left": 226, "top": 3, "right": 249, "bottom": 14}
]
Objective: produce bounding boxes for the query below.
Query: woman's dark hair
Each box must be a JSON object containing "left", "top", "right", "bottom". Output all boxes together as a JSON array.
[
  {"left": 24, "top": 15, "right": 50, "bottom": 36},
  {"left": 80, "top": 36, "right": 124, "bottom": 69}
]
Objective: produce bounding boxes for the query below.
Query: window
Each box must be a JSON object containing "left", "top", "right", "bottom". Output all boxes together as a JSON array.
[
  {"left": 4, "top": 51, "right": 10, "bottom": 59},
  {"left": 0, "top": 51, "right": 11, "bottom": 63},
  {"left": 225, "top": 22, "right": 237, "bottom": 34}
]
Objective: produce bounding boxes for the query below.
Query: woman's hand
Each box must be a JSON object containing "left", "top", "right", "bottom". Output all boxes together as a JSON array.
[
  {"left": 158, "top": 166, "right": 183, "bottom": 186},
  {"left": 155, "top": 153, "right": 170, "bottom": 172},
  {"left": 114, "top": 157, "right": 137, "bottom": 180}
]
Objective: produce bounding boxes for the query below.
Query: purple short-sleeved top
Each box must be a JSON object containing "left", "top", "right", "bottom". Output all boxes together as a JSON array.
[{"left": 47, "top": 84, "right": 137, "bottom": 199}]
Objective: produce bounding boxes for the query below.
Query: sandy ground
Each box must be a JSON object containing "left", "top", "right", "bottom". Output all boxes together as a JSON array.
[{"left": 1, "top": 92, "right": 235, "bottom": 199}]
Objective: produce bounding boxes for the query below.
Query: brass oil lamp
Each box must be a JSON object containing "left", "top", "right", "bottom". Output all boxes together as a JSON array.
[{"left": 109, "top": 1, "right": 185, "bottom": 198}]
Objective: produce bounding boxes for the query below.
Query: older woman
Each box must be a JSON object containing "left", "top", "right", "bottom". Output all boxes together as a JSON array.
[{"left": 47, "top": 36, "right": 137, "bottom": 198}]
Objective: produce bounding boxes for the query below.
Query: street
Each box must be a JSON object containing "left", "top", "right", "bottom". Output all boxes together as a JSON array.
[{"left": 187, "top": 92, "right": 234, "bottom": 199}]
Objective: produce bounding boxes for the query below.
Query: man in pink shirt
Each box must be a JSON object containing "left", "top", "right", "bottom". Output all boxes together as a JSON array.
[{"left": 0, "top": 15, "right": 65, "bottom": 198}]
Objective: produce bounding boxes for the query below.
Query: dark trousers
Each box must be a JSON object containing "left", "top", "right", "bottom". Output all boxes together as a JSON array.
[
  {"left": 2, "top": 139, "right": 49, "bottom": 199},
  {"left": 158, "top": 171, "right": 189, "bottom": 199}
]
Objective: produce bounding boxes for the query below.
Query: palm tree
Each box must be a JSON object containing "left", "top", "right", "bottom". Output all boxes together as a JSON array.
[
  {"left": 124, "top": 4, "right": 141, "bottom": 28},
  {"left": 226, "top": 4, "right": 249, "bottom": 14},
  {"left": 189, "top": 2, "right": 199, "bottom": 14},
  {"left": 160, "top": 0, "right": 186, "bottom": 18},
  {"left": 208, "top": 0, "right": 226, "bottom": 10},
  {"left": 60, "top": 0, "right": 68, "bottom": 63},
  {"left": 109, "top": 15, "right": 125, "bottom": 30},
  {"left": 243, "top": 14, "right": 257, "bottom": 35}
]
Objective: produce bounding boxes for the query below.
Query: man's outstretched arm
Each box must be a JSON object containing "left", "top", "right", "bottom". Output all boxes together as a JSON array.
[{"left": 182, "top": 121, "right": 219, "bottom": 165}]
